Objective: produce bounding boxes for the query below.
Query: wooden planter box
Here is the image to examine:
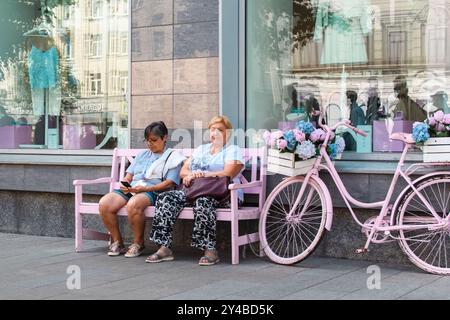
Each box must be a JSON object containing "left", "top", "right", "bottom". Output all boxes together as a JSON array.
[
  {"left": 267, "top": 149, "right": 316, "bottom": 176},
  {"left": 422, "top": 137, "right": 450, "bottom": 162}
]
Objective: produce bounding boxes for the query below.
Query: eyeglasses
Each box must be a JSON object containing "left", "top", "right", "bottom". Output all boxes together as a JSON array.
[{"left": 143, "top": 138, "right": 161, "bottom": 144}]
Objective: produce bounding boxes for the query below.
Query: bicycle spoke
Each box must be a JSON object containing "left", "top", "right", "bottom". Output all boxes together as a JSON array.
[
  {"left": 260, "top": 177, "right": 326, "bottom": 264},
  {"left": 398, "top": 177, "right": 450, "bottom": 274}
]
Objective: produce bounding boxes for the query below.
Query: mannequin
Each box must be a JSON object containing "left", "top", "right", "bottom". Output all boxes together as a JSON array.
[
  {"left": 313, "top": 0, "right": 371, "bottom": 65},
  {"left": 344, "top": 90, "right": 365, "bottom": 151},
  {"left": 24, "top": 22, "right": 61, "bottom": 147},
  {"left": 392, "top": 76, "right": 426, "bottom": 122},
  {"left": 365, "top": 77, "right": 382, "bottom": 125}
]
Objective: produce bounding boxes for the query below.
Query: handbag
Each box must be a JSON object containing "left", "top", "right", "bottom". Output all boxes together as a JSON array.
[{"left": 183, "top": 176, "right": 231, "bottom": 202}]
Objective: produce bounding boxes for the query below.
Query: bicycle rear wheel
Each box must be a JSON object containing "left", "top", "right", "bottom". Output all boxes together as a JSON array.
[
  {"left": 259, "top": 176, "right": 327, "bottom": 265},
  {"left": 396, "top": 176, "right": 450, "bottom": 275}
]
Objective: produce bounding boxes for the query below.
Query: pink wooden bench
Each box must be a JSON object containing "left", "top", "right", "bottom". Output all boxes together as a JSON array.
[{"left": 73, "top": 147, "right": 267, "bottom": 264}]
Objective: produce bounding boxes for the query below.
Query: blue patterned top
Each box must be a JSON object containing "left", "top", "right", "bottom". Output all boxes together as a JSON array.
[{"left": 28, "top": 46, "right": 59, "bottom": 89}]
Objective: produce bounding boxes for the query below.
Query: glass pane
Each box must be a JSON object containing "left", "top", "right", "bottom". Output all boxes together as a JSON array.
[
  {"left": 247, "top": 0, "right": 450, "bottom": 154},
  {"left": 0, "top": 0, "right": 129, "bottom": 150}
]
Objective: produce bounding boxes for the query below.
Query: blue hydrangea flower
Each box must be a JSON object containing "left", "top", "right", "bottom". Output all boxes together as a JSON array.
[
  {"left": 335, "top": 136, "right": 346, "bottom": 153},
  {"left": 296, "top": 140, "right": 316, "bottom": 160},
  {"left": 327, "top": 143, "right": 338, "bottom": 159},
  {"left": 412, "top": 122, "right": 430, "bottom": 143},
  {"left": 297, "top": 121, "right": 315, "bottom": 135},
  {"left": 283, "top": 130, "right": 297, "bottom": 151}
]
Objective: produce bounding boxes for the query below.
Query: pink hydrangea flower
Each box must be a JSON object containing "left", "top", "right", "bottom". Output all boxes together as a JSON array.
[
  {"left": 443, "top": 114, "right": 450, "bottom": 125},
  {"left": 434, "top": 110, "right": 445, "bottom": 122},
  {"left": 277, "top": 139, "right": 288, "bottom": 150},
  {"left": 428, "top": 117, "right": 436, "bottom": 126},
  {"left": 293, "top": 129, "right": 306, "bottom": 143},
  {"left": 309, "top": 129, "right": 326, "bottom": 143},
  {"left": 272, "top": 130, "right": 284, "bottom": 140},
  {"left": 436, "top": 123, "right": 446, "bottom": 132}
]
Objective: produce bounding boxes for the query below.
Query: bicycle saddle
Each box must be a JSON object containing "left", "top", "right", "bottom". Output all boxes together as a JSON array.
[{"left": 390, "top": 132, "right": 415, "bottom": 144}]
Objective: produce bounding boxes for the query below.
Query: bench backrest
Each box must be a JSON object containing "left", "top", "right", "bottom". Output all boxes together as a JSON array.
[{"left": 109, "top": 147, "right": 267, "bottom": 199}]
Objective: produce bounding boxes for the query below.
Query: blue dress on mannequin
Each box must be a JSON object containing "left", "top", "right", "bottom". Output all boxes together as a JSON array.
[
  {"left": 28, "top": 45, "right": 61, "bottom": 117},
  {"left": 314, "top": 0, "right": 371, "bottom": 65},
  {"left": 28, "top": 45, "right": 59, "bottom": 89}
]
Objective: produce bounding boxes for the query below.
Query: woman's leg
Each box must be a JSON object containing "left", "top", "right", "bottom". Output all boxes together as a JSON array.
[
  {"left": 191, "top": 197, "right": 220, "bottom": 251},
  {"left": 98, "top": 192, "right": 128, "bottom": 244},
  {"left": 149, "top": 190, "right": 186, "bottom": 249},
  {"left": 126, "top": 193, "right": 152, "bottom": 246}
]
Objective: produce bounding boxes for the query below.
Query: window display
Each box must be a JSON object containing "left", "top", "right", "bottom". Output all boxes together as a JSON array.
[
  {"left": 247, "top": 0, "right": 450, "bottom": 155},
  {"left": 0, "top": 0, "right": 129, "bottom": 150},
  {"left": 313, "top": 0, "right": 371, "bottom": 65}
]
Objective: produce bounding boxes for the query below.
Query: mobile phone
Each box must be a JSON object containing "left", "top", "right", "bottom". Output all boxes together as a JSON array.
[{"left": 121, "top": 181, "right": 132, "bottom": 188}]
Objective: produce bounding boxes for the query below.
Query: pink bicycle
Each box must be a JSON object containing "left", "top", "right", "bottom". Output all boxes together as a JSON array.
[{"left": 259, "top": 118, "right": 450, "bottom": 275}]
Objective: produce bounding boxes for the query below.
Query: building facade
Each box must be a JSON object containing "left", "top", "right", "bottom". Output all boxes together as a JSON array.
[{"left": 0, "top": 0, "right": 449, "bottom": 263}]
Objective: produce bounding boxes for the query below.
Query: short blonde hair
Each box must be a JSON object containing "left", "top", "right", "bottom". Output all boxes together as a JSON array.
[{"left": 208, "top": 115, "right": 233, "bottom": 130}]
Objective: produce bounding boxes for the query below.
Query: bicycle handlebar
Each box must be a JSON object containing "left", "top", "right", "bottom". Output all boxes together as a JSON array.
[{"left": 318, "top": 113, "right": 367, "bottom": 138}]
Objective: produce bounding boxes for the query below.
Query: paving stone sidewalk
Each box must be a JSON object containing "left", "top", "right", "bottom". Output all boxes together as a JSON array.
[{"left": 0, "top": 233, "right": 448, "bottom": 300}]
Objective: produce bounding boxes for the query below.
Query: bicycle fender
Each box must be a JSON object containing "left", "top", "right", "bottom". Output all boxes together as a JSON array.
[
  {"left": 311, "top": 176, "right": 334, "bottom": 231},
  {"left": 390, "top": 171, "right": 450, "bottom": 226}
]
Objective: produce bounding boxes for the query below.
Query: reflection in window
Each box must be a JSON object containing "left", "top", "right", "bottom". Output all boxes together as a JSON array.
[
  {"left": 247, "top": 0, "right": 450, "bottom": 154},
  {"left": 153, "top": 31, "right": 165, "bottom": 58},
  {"left": 389, "top": 31, "right": 407, "bottom": 65},
  {"left": 90, "top": 0, "right": 103, "bottom": 18},
  {"left": 0, "top": 0, "right": 129, "bottom": 150},
  {"left": 89, "top": 73, "right": 102, "bottom": 96}
]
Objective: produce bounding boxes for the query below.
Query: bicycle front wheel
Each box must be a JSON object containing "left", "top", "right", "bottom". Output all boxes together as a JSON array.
[
  {"left": 259, "top": 176, "right": 327, "bottom": 265},
  {"left": 396, "top": 176, "right": 450, "bottom": 275}
]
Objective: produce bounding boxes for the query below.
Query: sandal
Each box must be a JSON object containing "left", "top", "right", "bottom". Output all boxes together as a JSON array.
[
  {"left": 145, "top": 249, "right": 174, "bottom": 263},
  {"left": 199, "top": 250, "right": 220, "bottom": 266}
]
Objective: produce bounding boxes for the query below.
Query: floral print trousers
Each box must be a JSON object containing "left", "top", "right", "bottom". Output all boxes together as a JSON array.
[{"left": 149, "top": 190, "right": 229, "bottom": 251}]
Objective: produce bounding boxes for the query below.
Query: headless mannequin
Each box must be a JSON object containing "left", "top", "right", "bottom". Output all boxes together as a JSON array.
[{"left": 25, "top": 35, "right": 61, "bottom": 147}]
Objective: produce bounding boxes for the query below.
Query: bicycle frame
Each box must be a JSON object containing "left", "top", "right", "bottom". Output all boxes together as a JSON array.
[{"left": 289, "top": 120, "right": 450, "bottom": 251}]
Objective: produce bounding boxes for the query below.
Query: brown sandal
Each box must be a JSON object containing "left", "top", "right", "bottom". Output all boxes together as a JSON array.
[
  {"left": 145, "top": 250, "right": 174, "bottom": 263},
  {"left": 199, "top": 250, "right": 220, "bottom": 266}
]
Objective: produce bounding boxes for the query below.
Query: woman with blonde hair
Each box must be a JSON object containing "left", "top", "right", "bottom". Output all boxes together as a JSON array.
[{"left": 146, "top": 116, "right": 244, "bottom": 265}]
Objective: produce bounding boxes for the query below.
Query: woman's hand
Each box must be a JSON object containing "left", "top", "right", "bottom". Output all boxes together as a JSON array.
[
  {"left": 183, "top": 175, "right": 194, "bottom": 187},
  {"left": 191, "top": 171, "right": 205, "bottom": 179},
  {"left": 183, "top": 172, "right": 204, "bottom": 187},
  {"left": 119, "top": 184, "right": 131, "bottom": 193}
]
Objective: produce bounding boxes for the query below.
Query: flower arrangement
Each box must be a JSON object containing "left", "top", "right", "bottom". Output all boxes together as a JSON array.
[
  {"left": 263, "top": 121, "right": 345, "bottom": 160},
  {"left": 412, "top": 110, "right": 450, "bottom": 143}
]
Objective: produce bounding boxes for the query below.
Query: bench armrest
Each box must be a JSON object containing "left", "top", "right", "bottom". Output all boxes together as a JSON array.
[
  {"left": 228, "top": 181, "right": 262, "bottom": 190},
  {"left": 73, "top": 177, "right": 112, "bottom": 186}
]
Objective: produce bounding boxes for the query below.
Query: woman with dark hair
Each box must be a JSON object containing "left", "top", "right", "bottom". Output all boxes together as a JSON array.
[{"left": 98, "top": 121, "right": 185, "bottom": 258}]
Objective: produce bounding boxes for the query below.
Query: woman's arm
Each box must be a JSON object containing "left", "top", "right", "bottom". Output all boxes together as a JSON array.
[
  {"left": 119, "top": 173, "right": 134, "bottom": 192},
  {"left": 180, "top": 157, "right": 192, "bottom": 179}
]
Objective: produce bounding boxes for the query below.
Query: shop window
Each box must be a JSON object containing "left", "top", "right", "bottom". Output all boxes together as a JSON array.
[
  {"left": 89, "top": 73, "right": 102, "bottom": 96},
  {"left": 152, "top": 31, "right": 165, "bottom": 57},
  {"left": 246, "top": 0, "right": 450, "bottom": 155},
  {"left": 389, "top": 31, "right": 407, "bottom": 65},
  {"left": 90, "top": 0, "right": 103, "bottom": 18},
  {"left": 110, "top": 32, "right": 128, "bottom": 55},
  {"left": 0, "top": 0, "right": 129, "bottom": 150}
]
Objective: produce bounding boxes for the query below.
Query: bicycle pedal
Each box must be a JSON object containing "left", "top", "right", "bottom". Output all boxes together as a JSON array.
[{"left": 356, "top": 248, "right": 370, "bottom": 254}]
